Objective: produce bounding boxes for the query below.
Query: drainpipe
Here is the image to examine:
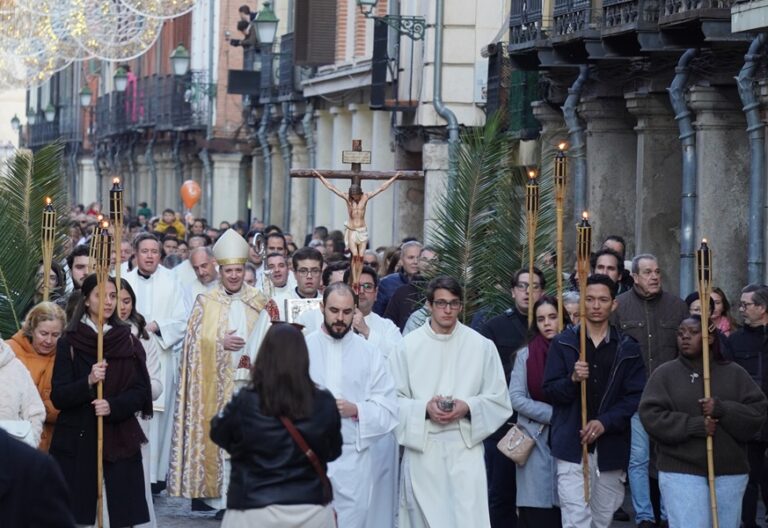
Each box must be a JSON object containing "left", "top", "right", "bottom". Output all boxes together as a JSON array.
[
  {"left": 278, "top": 102, "right": 293, "bottom": 230},
  {"left": 258, "top": 104, "right": 273, "bottom": 223},
  {"left": 199, "top": 147, "right": 214, "bottom": 221},
  {"left": 433, "top": 0, "right": 460, "bottom": 185},
  {"left": 128, "top": 133, "right": 138, "bottom": 211},
  {"left": 145, "top": 132, "right": 158, "bottom": 214},
  {"left": 172, "top": 131, "right": 184, "bottom": 212},
  {"left": 69, "top": 142, "right": 79, "bottom": 202},
  {"left": 303, "top": 101, "right": 317, "bottom": 231},
  {"left": 94, "top": 142, "right": 103, "bottom": 203},
  {"left": 562, "top": 65, "right": 589, "bottom": 220},
  {"left": 737, "top": 34, "right": 768, "bottom": 285},
  {"left": 668, "top": 48, "right": 698, "bottom": 297}
]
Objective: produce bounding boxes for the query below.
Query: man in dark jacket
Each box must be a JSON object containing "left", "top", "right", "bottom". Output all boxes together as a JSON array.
[
  {"left": 479, "top": 266, "right": 545, "bottom": 528},
  {"left": 613, "top": 253, "right": 688, "bottom": 528},
  {"left": 729, "top": 283, "right": 768, "bottom": 528},
  {"left": 0, "top": 428, "right": 76, "bottom": 527},
  {"left": 374, "top": 240, "right": 422, "bottom": 316},
  {"left": 544, "top": 274, "right": 646, "bottom": 528}
]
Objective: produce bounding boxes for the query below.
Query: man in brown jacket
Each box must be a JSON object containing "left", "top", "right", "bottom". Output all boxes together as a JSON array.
[{"left": 613, "top": 253, "right": 688, "bottom": 528}]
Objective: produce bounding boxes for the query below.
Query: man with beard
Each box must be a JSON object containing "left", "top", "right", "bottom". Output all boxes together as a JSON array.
[
  {"left": 124, "top": 233, "right": 188, "bottom": 491},
  {"left": 63, "top": 244, "right": 92, "bottom": 319},
  {"left": 169, "top": 229, "right": 277, "bottom": 516},
  {"left": 305, "top": 282, "right": 398, "bottom": 528}
]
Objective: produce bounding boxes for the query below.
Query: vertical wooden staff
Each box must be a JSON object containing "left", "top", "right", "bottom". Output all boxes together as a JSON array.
[
  {"left": 697, "top": 238, "right": 718, "bottom": 528},
  {"left": 554, "top": 143, "right": 568, "bottom": 331},
  {"left": 576, "top": 211, "right": 592, "bottom": 502},
  {"left": 526, "top": 169, "right": 540, "bottom": 325},
  {"left": 41, "top": 197, "right": 56, "bottom": 302},
  {"left": 110, "top": 178, "right": 124, "bottom": 291},
  {"left": 94, "top": 220, "right": 111, "bottom": 528},
  {"left": 88, "top": 214, "right": 104, "bottom": 273}
]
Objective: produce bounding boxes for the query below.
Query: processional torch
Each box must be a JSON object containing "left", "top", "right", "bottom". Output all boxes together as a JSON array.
[
  {"left": 88, "top": 214, "right": 104, "bottom": 273},
  {"left": 110, "top": 178, "right": 124, "bottom": 291},
  {"left": 41, "top": 197, "right": 56, "bottom": 302},
  {"left": 697, "top": 238, "right": 719, "bottom": 528},
  {"left": 94, "top": 220, "right": 111, "bottom": 528},
  {"left": 554, "top": 143, "right": 568, "bottom": 331},
  {"left": 576, "top": 211, "right": 592, "bottom": 502},
  {"left": 526, "top": 169, "right": 540, "bottom": 326}
]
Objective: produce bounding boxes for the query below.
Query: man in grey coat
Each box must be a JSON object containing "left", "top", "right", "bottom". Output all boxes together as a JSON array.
[{"left": 613, "top": 254, "right": 688, "bottom": 528}]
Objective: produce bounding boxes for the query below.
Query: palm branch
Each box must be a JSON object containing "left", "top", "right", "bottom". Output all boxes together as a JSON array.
[
  {"left": 0, "top": 143, "right": 70, "bottom": 337},
  {"left": 428, "top": 114, "right": 556, "bottom": 324}
]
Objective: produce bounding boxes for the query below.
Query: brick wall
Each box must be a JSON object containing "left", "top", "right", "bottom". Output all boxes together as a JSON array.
[{"left": 336, "top": 0, "right": 348, "bottom": 62}]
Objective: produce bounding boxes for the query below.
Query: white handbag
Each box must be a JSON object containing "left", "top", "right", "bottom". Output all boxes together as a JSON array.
[{"left": 0, "top": 419, "right": 36, "bottom": 448}]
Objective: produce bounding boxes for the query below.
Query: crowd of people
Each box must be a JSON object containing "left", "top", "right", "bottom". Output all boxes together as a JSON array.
[{"left": 2, "top": 202, "right": 768, "bottom": 528}]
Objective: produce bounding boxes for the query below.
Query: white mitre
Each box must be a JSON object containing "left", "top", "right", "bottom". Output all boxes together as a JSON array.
[{"left": 212, "top": 228, "right": 250, "bottom": 266}]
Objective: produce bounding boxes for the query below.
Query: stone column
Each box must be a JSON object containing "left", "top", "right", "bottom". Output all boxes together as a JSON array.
[
  {"left": 269, "top": 132, "right": 286, "bottom": 228},
  {"left": 211, "top": 152, "right": 246, "bottom": 226},
  {"left": 155, "top": 149, "right": 175, "bottom": 215},
  {"left": 689, "top": 86, "right": 749, "bottom": 299},
  {"left": 78, "top": 156, "right": 97, "bottom": 205},
  {"left": 328, "top": 106, "right": 352, "bottom": 233},
  {"left": 579, "top": 97, "right": 638, "bottom": 251},
  {"left": 371, "top": 109, "right": 401, "bottom": 246},
  {"left": 289, "top": 131, "right": 310, "bottom": 241},
  {"left": 251, "top": 147, "right": 265, "bottom": 223},
  {"left": 313, "top": 110, "right": 334, "bottom": 229},
  {"left": 625, "top": 92, "right": 683, "bottom": 293},
  {"left": 423, "top": 141, "right": 449, "bottom": 246}
]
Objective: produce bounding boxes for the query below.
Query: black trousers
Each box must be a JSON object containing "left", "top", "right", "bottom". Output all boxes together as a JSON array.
[
  {"left": 484, "top": 435, "right": 517, "bottom": 528},
  {"left": 742, "top": 441, "right": 768, "bottom": 528},
  {"left": 518, "top": 506, "right": 562, "bottom": 528}
]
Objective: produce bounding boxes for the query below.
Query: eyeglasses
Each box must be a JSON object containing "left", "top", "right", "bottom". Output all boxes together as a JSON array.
[
  {"left": 740, "top": 302, "right": 756, "bottom": 309},
  {"left": 296, "top": 268, "right": 322, "bottom": 276},
  {"left": 432, "top": 299, "right": 462, "bottom": 310},
  {"left": 515, "top": 282, "right": 542, "bottom": 291},
  {"left": 359, "top": 283, "right": 376, "bottom": 291},
  {"left": 363, "top": 260, "right": 379, "bottom": 269}
]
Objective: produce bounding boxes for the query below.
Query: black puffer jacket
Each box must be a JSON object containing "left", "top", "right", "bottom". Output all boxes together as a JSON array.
[{"left": 210, "top": 387, "right": 342, "bottom": 509}]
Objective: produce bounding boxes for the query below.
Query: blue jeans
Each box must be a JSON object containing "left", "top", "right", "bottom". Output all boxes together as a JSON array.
[
  {"left": 629, "top": 412, "right": 666, "bottom": 523},
  {"left": 659, "top": 471, "right": 748, "bottom": 528}
]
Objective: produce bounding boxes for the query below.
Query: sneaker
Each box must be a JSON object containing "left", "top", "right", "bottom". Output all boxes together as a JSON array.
[{"left": 613, "top": 507, "right": 630, "bottom": 522}]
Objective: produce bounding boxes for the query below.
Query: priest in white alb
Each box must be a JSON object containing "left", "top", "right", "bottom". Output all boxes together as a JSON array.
[
  {"left": 345, "top": 265, "right": 402, "bottom": 528},
  {"left": 390, "top": 276, "right": 512, "bottom": 528},
  {"left": 124, "top": 232, "right": 188, "bottom": 488},
  {"left": 305, "top": 282, "right": 398, "bottom": 528},
  {"left": 168, "top": 229, "right": 279, "bottom": 511}
]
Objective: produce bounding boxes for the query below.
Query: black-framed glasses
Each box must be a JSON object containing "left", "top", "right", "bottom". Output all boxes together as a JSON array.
[
  {"left": 296, "top": 268, "right": 322, "bottom": 276},
  {"left": 359, "top": 283, "right": 376, "bottom": 291},
  {"left": 432, "top": 299, "right": 462, "bottom": 310}
]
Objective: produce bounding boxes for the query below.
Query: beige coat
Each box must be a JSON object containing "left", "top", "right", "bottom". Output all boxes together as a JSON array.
[{"left": 0, "top": 339, "right": 45, "bottom": 446}]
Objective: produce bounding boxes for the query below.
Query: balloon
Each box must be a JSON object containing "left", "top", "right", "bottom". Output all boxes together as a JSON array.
[{"left": 180, "top": 179, "right": 202, "bottom": 210}]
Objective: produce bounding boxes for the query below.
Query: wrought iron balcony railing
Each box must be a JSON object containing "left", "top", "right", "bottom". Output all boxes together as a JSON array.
[
  {"left": 509, "top": 0, "right": 545, "bottom": 50},
  {"left": 661, "top": 0, "right": 736, "bottom": 23},
  {"left": 552, "top": 0, "right": 601, "bottom": 38}
]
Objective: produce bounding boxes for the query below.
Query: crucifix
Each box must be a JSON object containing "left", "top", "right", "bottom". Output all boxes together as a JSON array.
[{"left": 290, "top": 139, "right": 423, "bottom": 292}]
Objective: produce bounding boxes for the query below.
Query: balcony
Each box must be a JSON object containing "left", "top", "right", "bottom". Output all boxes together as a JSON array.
[
  {"left": 659, "top": 0, "right": 745, "bottom": 42},
  {"left": 601, "top": 0, "right": 664, "bottom": 52},
  {"left": 278, "top": 33, "right": 302, "bottom": 102},
  {"left": 94, "top": 72, "right": 208, "bottom": 139},
  {"left": 509, "top": 0, "right": 546, "bottom": 51},
  {"left": 27, "top": 101, "right": 83, "bottom": 148},
  {"left": 549, "top": 0, "right": 604, "bottom": 60}
]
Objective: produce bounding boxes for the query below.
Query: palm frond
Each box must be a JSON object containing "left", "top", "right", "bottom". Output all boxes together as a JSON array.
[
  {"left": 428, "top": 114, "right": 557, "bottom": 324},
  {"left": 0, "top": 143, "right": 70, "bottom": 337}
]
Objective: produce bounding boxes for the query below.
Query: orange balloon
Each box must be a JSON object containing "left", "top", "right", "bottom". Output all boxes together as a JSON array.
[{"left": 180, "top": 180, "right": 202, "bottom": 210}]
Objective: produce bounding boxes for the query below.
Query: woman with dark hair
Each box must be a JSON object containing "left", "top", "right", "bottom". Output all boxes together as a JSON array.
[
  {"left": 711, "top": 287, "right": 738, "bottom": 336},
  {"left": 508, "top": 296, "right": 565, "bottom": 527},
  {"left": 210, "top": 323, "right": 342, "bottom": 528},
  {"left": 50, "top": 273, "right": 153, "bottom": 527},
  {"left": 117, "top": 279, "right": 163, "bottom": 528},
  {"left": 639, "top": 316, "right": 767, "bottom": 528}
]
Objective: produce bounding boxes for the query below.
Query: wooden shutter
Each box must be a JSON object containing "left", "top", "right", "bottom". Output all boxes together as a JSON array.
[{"left": 294, "top": 0, "right": 337, "bottom": 66}]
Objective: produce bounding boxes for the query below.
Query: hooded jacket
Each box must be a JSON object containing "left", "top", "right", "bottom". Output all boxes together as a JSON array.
[{"left": 0, "top": 339, "right": 45, "bottom": 447}]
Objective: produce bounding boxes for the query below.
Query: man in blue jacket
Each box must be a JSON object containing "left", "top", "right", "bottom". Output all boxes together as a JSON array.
[{"left": 543, "top": 274, "right": 646, "bottom": 528}]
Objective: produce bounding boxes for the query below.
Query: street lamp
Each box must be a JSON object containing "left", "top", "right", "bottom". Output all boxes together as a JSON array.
[
  {"left": 355, "top": 0, "right": 426, "bottom": 40},
  {"left": 113, "top": 67, "right": 128, "bottom": 92},
  {"left": 79, "top": 86, "right": 92, "bottom": 108},
  {"left": 10, "top": 114, "right": 20, "bottom": 131},
  {"left": 26, "top": 107, "right": 36, "bottom": 125},
  {"left": 254, "top": 1, "right": 279, "bottom": 46},
  {"left": 44, "top": 103, "right": 56, "bottom": 123},
  {"left": 170, "top": 43, "right": 191, "bottom": 76}
]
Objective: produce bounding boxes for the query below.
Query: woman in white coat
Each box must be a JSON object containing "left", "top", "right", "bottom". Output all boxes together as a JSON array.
[
  {"left": 508, "top": 296, "right": 564, "bottom": 527},
  {"left": 0, "top": 337, "right": 46, "bottom": 447},
  {"left": 117, "top": 280, "right": 163, "bottom": 528}
]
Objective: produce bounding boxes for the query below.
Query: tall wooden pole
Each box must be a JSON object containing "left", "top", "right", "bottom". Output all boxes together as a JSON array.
[
  {"left": 576, "top": 211, "right": 592, "bottom": 502},
  {"left": 94, "top": 220, "right": 111, "bottom": 528},
  {"left": 41, "top": 197, "right": 56, "bottom": 302},
  {"left": 554, "top": 143, "right": 568, "bottom": 331},
  {"left": 88, "top": 214, "right": 104, "bottom": 274},
  {"left": 526, "top": 169, "right": 540, "bottom": 326},
  {"left": 110, "top": 178, "right": 124, "bottom": 292},
  {"left": 697, "top": 238, "right": 718, "bottom": 528}
]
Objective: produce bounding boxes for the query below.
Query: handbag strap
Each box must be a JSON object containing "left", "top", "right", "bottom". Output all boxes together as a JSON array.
[{"left": 280, "top": 416, "right": 332, "bottom": 504}]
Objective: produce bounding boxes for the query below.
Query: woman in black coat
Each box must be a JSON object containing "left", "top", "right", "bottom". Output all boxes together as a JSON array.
[
  {"left": 211, "top": 323, "right": 342, "bottom": 528},
  {"left": 50, "top": 274, "right": 153, "bottom": 527}
]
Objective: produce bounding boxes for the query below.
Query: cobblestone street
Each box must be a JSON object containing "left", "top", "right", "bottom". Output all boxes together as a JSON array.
[{"left": 154, "top": 494, "right": 220, "bottom": 527}]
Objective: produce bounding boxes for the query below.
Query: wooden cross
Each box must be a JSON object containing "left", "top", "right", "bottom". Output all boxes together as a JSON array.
[{"left": 290, "top": 139, "right": 424, "bottom": 292}]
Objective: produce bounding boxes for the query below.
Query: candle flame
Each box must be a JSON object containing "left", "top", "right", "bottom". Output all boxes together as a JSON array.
[
  {"left": 702, "top": 238, "right": 708, "bottom": 244},
  {"left": 113, "top": 177, "right": 120, "bottom": 185},
  {"left": 45, "top": 197, "right": 51, "bottom": 205},
  {"left": 97, "top": 214, "right": 103, "bottom": 221},
  {"left": 558, "top": 142, "right": 567, "bottom": 151},
  {"left": 582, "top": 211, "right": 589, "bottom": 220},
  {"left": 101, "top": 220, "right": 109, "bottom": 229},
  {"left": 528, "top": 169, "right": 537, "bottom": 179}
]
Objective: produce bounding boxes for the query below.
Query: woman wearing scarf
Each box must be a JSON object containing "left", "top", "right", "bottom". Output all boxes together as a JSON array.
[
  {"left": 508, "top": 296, "right": 564, "bottom": 527},
  {"left": 50, "top": 273, "right": 153, "bottom": 527}
]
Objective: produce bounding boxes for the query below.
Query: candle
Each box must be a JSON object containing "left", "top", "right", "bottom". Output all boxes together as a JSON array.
[
  {"left": 555, "top": 142, "right": 568, "bottom": 188},
  {"left": 697, "top": 238, "right": 711, "bottom": 283},
  {"left": 526, "top": 169, "right": 539, "bottom": 214},
  {"left": 577, "top": 211, "right": 592, "bottom": 262},
  {"left": 110, "top": 177, "right": 123, "bottom": 225}
]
